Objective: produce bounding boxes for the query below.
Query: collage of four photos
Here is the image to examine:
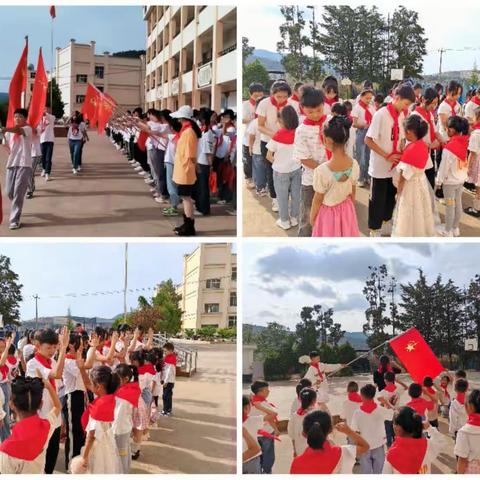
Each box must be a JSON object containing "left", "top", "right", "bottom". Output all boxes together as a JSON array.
[{"left": 0, "top": 0, "right": 479, "bottom": 476}]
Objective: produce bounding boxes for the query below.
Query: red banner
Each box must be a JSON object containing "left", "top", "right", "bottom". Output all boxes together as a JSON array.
[
  {"left": 97, "top": 94, "right": 115, "bottom": 134},
  {"left": 389, "top": 328, "right": 444, "bottom": 383},
  {"left": 49, "top": 6, "right": 56, "bottom": 18},
  {"left": 7, "top": 40, "right": 28, "bottom": 128},
  {"left": 81, "top": 83, "right": 101, "bottom": 126},
  {"left": 27, "top": 48, "right": 48, "bottom": 129}
]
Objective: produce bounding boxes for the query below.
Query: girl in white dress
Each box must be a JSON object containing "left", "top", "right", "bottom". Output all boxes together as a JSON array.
[
  {"left": 392, "top": 115, "right": 435, "bottom": 237},
  {"left": 290, "top": 410, "right": 369, "bottom": 474},
  {"left": 288, "top": 387, "right": 318, "bottom": 456}
]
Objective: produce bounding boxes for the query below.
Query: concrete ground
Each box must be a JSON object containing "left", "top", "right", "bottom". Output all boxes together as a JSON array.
[
  {"left": 244, "top": 371, "right": 480, "bottom": 474},
  {"left": 0, "top": 133, "right": 236, "bottom": 237},
  {"left": 242, "top": 179, "right": 480, "bottom": 237},
  {"left": 54, "top": 342, "right": 236, "bottom": 474}
]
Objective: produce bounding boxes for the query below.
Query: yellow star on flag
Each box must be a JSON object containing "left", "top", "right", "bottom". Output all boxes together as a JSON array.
[{"left": 405, "top": 341, "right": 417, "bottom": 352}]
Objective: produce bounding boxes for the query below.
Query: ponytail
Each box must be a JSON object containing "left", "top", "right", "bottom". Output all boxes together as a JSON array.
[
  {"left": 90, "top": 365, "right": 120, "bottom": 394},
  {"left": 11, "top": 376, "right": 44, "bottom": 414},
  {"left": 299, "top": 387, "right": 317, "bottom": 411},
  {"left": 394, "top": 406, "right": 423, "bottom": 438},
  {"left": 303, "top": 410, "right": 332, "bottom": 449}
]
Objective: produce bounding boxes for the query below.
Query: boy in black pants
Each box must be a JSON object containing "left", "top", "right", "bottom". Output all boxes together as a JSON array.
[{"left": 161, "top": 342, "right": 176, "bottom": 416}]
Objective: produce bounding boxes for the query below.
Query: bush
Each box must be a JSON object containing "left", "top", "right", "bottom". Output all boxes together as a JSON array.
[
  {"left": 197, "top": 326, "right": 217, "bottom": 340},
  {"left": 217, "top": 327, "right": 236, "bottom": 339},
  {"left": 184, "top": 329, "right": 195, "bottom": 339}
]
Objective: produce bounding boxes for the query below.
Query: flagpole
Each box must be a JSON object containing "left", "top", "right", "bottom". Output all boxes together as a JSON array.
[
  {"left": 23, "top": 36, "right": 28, "bottom": 109},
  {"left": 50, "top": 14, "right": 54, "bottom": 110}
]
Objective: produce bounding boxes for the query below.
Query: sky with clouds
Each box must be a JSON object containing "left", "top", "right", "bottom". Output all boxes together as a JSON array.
[
  {"left": 243, "top": 242, "right": 480, "bottom": 332},
  {"left": 242, "top": 0, "right": 480, "bottom": 75}
]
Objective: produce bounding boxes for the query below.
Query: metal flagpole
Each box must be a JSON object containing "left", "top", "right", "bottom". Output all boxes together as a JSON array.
[
  {"left": 123, "top": 243, "right": 128, "bottom": 322},
  {"left": 50, "top": 13, "right": 54, "bottom": 109},
  {"left": 22, "top": 36, "right": 28, "bottom": 108}
]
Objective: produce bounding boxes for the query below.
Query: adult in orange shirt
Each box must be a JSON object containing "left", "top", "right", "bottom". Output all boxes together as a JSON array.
[{"left": 171, "top": 106, "right": 202, "bottom": 236}]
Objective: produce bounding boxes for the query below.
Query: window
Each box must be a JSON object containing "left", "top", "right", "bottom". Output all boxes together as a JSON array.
[
  {"left": 76, "top": 74, "right": 88, "bottom": 84},
  {"left": 96, "top": 85, "right": 104, "bottom": 92},
  {"left": 230, "top": 292, "right": 237, "bottom": 307},
  {"left": 30, "top": 72, "right": 36, "bottom": 79},
  {"left": 206, "top": 278, "right": 221, "bottom": 289},
  {"left": 95, "top": 66, "right": 104, "bottom": 79},
  {"left": 228, "top": 315, "right": 237, "bottom": 328},
  {"left": 76, "top": 95, "right": 85, "bottom": 104},
  {"left": 231, "top": 266, "right": 237, "bottom": 281},
  {"left": 204, "top": 303, "right": 219, "bottom": 313}
]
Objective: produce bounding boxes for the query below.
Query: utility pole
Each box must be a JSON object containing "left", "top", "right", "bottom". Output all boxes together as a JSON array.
[
  {"left": 33, "top": 294, "right": 39, "bottom": 329},
  {"left": 307, "top": 6, "right": 317, "bottom": 86},
  {"left": 124, "top": 243, "right": 128, "bottom": 323},
  {"left": 438, "top": 48, "right": 446, "bottom": 75}
]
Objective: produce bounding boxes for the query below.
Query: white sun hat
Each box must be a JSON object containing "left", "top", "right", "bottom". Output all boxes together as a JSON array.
[{"left": 171, "top": 105, "right": 194, "bottom": 120}]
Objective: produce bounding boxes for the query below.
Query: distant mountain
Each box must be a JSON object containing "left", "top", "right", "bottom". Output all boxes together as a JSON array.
[
  {"left": 20, "top": 314, "right": 123, "bottom": 329},
  {"left": 0, "top": 92, "right": 8, "bottom": 103}
]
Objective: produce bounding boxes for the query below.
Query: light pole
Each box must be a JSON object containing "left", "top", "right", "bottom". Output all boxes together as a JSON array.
[
  {"left": 34, "top": 294, "right": 39, "bottom": 329},
  {"left": 307, "top": 5, "right": 317, "bottom": 86}
]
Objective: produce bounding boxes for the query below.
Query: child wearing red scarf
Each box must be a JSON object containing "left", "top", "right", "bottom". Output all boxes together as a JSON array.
[
  {"left": 161, "top": 342, "right": 176, "bottom": 416},
  {"left": 0, "top": 374, "right": 61, "bottom": 473},
  {"left": 455, "top": 389, "right": 480, "bottom": 473},
  {"left": 422, "top": 377, "right": 440, "bottom": 428},
  {"left": 435, "top": 115, "right": 470, "bottom": 237},
  {"left": 449, "top": 378, "right": 468, "bottom": 439},
  {"left": 465, "top": 108, "right": 480, "bottom": 217},
  {"left": 288, "top": 387, "right": 318, "bottom": 456},
  {"left": 435, "top": 374, "right": 452, "bottom": 418},
  {"left": 437, "top": 80, "right": 462, "bottom": 143},
  {"left": 242, "top": 395, "right": 262, "bottom": 473},
  {"left": 342, "top": 381, "right": 362, "bottom": 428},
  {"left": 464, "top": 88, "right": 480, "bottom": 124},
  {"left": 290, "top": 410, "right": 369, "bottom": 474},
  {"left": 383, "top": 406, "right": 448, "bottom": 474},
  {"left": 289, "top": 378, "right": 313, "bottom": 417},
  {"left": 392, "top": 114, "right": 435, "bottom": 237},
  {"left": 406, "top": 383, "right": 436, "bottom": 420}
]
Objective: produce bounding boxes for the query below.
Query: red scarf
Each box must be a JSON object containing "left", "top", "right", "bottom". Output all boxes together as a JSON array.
[
  {"left": 358, "top": 100, "right": 373, "bottom": 126},
  {"left": 34, "top": 353, "right": 56, "bottom": 390},
  {"left": 377, "top": 364, "right": 393, "bottom": 374},
  {"left": 386, "top": 103, "right": 401, "bottom": 155},
  {"left": 272, "top": 128, "right": 295, "bottom": 145},
  {"left": 115, "top": 381, "right": 141, "bottom": 408},
  {"left": 104, "top": 340, "right": 112, "bottom": 348},
  {"left": 399, "top": 139, "right": 429, "bottom": 170},
  {"left": 467, "top": 413, "right": 480, "bottom": 426},
  {"left": 325, "top": 97, "right": 337, "bottom": 107},
  {"left": 249, "top": 97, "right": 256, "bottom": 107},
  {"left": 296, "top": 406, "right": 307, "bottom": 416},
  {"left": 310, "top": 361, "right": 324, "bottom": 382},
  {"left": 243, "top": 413, "right": 248, "bottom": 423},
  {"left": 81, "top": 394, "right": 116, "bottom": 431},
  {"left": 415, "top": 106, "right": 436, "bottom": 143},
  {"left": 441, "top": 385, "right": 450, "bottom": 400},
  {"left": 0, "top": 414, "right": 50, "bottom": 461},
  {"left": 471, "top": 96, "right": 480, "bottom": 107},
  {"left": 291, "top": 94, "right": 300, "bottom": 102},
  {"left": 444, "top": 135, "right": 469, "bottom": 169},
  {"left": 291, "top": 95, "right": 305, "bottom": 115},
  {"left": 290, "top": 443, "right": 342, "bottom": 474},
  {"left": 164, "top": 353, "right": 177, "bottom": 366},
  {"left": 138, "top": 364, "right": 156, "bottom": 376},
  {"left": 65, "top": 354, "right": 77, "bottom": 360},
  {"left": 386, "top": 436, "right": 428, "bottom": 474},
  {"left": 174, "top": 122, "right": 192, "bottom": 143},
  {"left": 251, "top": 395, "right": 276, "bottom": 408},
  {"left": 270, "top": 96, "right": 288, "bottom": 111},
  {"left": 7, "top": 355, "right": 17, "bottom": 366},
  {"left": 407, "top": 397, "right": 433, "bottom": 416},
  {"left": 0, "top": 365, "right": 8, "bottom": 381},
  {"left": 425, "top": 386, "right": 436, "bottom": 396},
  {"left": 445, "top": 98, "right": 458, "bottom": 117},
  {"left": 348, "top": 392, "right": 362, "bottom": 403},
  {"left": 472, "top": 123, "right": 480, "bottom": 131},
  {"left": 384, "top": 384, "right": 397, "bottom": 393},
  {"left": 456, "top": 392, "right": 466, "bottom": 405},
  {"left": 360, "top": 399, "right": 377, "bottom": 413}
]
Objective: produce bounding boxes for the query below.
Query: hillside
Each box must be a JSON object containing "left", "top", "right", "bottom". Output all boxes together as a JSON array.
[{"left": 0, "top": 92, "right": 8, "bottom": 103}]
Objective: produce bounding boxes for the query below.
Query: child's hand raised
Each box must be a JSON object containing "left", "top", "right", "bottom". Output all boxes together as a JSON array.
[{"left": 335, "top": 422, "right": 352, "bottom": 435}]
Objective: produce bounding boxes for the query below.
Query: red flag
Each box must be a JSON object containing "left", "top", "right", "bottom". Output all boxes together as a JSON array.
[
  {"left": 137, "top": 131, "right": 148, "bottom": 151},
  {"left": 389, "top": 328, "right": 444, "bottom": 383},
  {"left": 27, "top": 48, "right": 48, "bottom": 129},
  {"left": 97, "top": 94, "right": 115, "bottom": 134},
  {"left": 49, "top": 6, "right": 56, "bottom": 19},
  {"left": 81, "top": 83, "right": 101, "bottom": 126},
  {"left": 7, "top": 40, "right": 28, "bottom": 128}
]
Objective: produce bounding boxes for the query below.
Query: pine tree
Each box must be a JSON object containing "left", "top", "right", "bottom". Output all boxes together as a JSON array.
[
  {"left": 328, "top": 322, "right": 346, "bottom": 346},
  {"left": 47, "top": 78, "right": 65, "bottom": 119},
  {"left": 465, "top": 275, "right": 480, "bottom": 345},
  {"left": 0, "top": 255, "right": 23, "bottom": 326},
  {"left": 243, "top": 60, "right": 270, "bottom": 99},
  {"left": 242, "top": 37, "right": 254, "bottom": 68}
]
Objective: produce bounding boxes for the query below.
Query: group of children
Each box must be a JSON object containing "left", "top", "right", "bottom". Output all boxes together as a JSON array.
[
  {"left": 106, "top": 105, "right": 237, "bottom": 236},
  {"left": 0, "top": 324, "right": 177, "bottom": 474},
  {"left": 242, "top": 351, "right": 480, "bottom": 474},
  {"left": 243, "top": 78, "right": 480, "bottom": 237}
]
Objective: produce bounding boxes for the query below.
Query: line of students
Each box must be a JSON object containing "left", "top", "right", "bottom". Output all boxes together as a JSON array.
[
  {"left": 106, "top": 105, "right": 237, "bottom": 236},
  {"left": 243, "top": 78, "right": 480, "bottom": 237},
  {"left": 242, "top": 351, "right": 480, "bottom": 474},
  {"left": 0, "top": 324, "right": 176, "bottom": 473}
]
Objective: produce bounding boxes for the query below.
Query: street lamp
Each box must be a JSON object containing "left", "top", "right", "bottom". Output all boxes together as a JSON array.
[{"left": 307, "top": 5, "right": 317, "bottom": 86}]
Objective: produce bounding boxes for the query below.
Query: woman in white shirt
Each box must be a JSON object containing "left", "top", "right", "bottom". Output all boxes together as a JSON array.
[{"left": 67, "top": 112, "right": 88, "bottom": 175}]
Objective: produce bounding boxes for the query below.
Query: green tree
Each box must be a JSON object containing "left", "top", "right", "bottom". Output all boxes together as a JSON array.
[
  {"left": 328, "top": 322, "right": 346, "bottom": 346},
  {"left": 243, "top": 324, "right": 257, "bottom": 344},
  {"left": 47, "top": 78, "right": 64, "bottom": 118},
  {"left": 243, "top": 60, "right": 270, "bottom": 99},
  {"left": 465, "top": 275, "right": 480, "bottom": 347},
  {"left": 242, "top": 37, "right": 254, "bottom": 67},
  {"left": 468, "top": 61, "right": 479, "bottom": 88},
  {"left": 152, "top": 280, "right": 183, "bottom": 335},
  {"left": 0, "top": 102, "right": 8, "bottom": 126},
  {"left": 0, "top": 255, "right": 23, "bottom": 326},
  {"left": 197, "top": 325, "right": 217, "bottom": 340}
]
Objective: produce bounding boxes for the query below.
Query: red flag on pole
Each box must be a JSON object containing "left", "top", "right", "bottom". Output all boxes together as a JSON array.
[
  {"left": 97, "top": 94, "right": 116, "bottom": 134},
  {"left": 389, "top": 327, "right": 444, "bottom": 383},
  {"left": 49, "top": 6, "right": 56, "bottom": 19},
  {"left": 6, "top": 39, "right": 28, "bottom": 128},
  {"left": 27, "top": 48, "right": 48, "bottom": 129},
  {"left": 81, "top": 83, "right": 101, "bottom": 126}
]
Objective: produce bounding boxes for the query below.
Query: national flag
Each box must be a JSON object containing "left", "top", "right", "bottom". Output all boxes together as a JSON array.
[
  {"left": 7, "top": 40, "right": 28, "bottom": 128},
  {"left": 49, "top": 6, "right": 56, "bottom": 19},
  {"left": 81, "top": 83, "right": 101, "bottom": 126},
  {"left": 96, "top": 93, "right": 115, "bottom": 134},
  {"left": 389, "top": 327, "right": 444, "bottom": 383},
  {"left": 27, "top": 48, "right": 48, "bottom": 129},
  {"left": 137, "top": 131, "right": 148, "bottom": 151}
]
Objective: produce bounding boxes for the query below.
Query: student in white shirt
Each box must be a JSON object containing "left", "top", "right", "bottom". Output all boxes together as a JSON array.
[
  {"left": 455, "top": 389, "right": 480, "bottom": 473},
  {"left": 449, "top": 378, "right": 469, "bottom": 438},
  {"left": 436, "top": 116, "right": 470, "bottom": 236},
  {"left": 266, "top": 105, "right": 301, "bottom": 230},
  {"left": 40, "top": 107, "right": 56, "bottom": 181},
  {"left": 0, "top": 108, "right": 33, "bottom": 230},
  {"left": 26, "top": 127, "right": 43, "bottom": 199},
  {"left": 248, "top": 96, "right": 268, "bottom": 196},
  {"left": 437, "top": 80, "right": 463, "bottom": 143},
  {"left": 161, "top": 342, "right": 176, "bottom": 416},
  {"left": 67, "top": 112, "right": 88, "bottom": 174},
  {"left": 365, "top": 84, "right": 415, "bottom": 237},
  {"left": 322, "top": 76, "right": 340, "bottom": 117},
  {"left": 342, "top": 381, "right": 362, "bottom": 428},
  {"left": 464, "top": 88, "right": 480, "bottom": 124},
  {"left": 351, "top": 383, "right": 394, "bottom": 474},
  {"left": 242, "top": 395, "right": 262, "bottom": 474},
  {"left": 289, "top": 82, "right": 305, "bottom": 115},
  {"left": 288, "top": 387, "right": 318, "bottom": 456},
  {"left": 465, "top": 107, "right": 480, "bottom": 217},
  {"left": 290, "top": 378, "right": 313, "bottom": 417}
]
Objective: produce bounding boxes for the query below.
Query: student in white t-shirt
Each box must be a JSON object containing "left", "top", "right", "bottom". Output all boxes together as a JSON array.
[
  {"left": 455, "top": 389, "right": 480, "bottom": 473},
  {"left": 449, "top": 378, "right": 469, "bottom": 438},
  {"left": 266, "top": 105, "right": 301, "bottom": 230},
  {"left": 365, "top": 84, "right": 415, "bottom": 237},
  {"left": 464, "top": 88, "right": 480, "bottom": 124},
  {"left": 342, "top": 381, "right": 362, "bottom": 428},
  {"left": 437, "top": 80, "right": 463, "bottom": 143},
  {"left": 290, "top": 378, "right": 313, "bottom": 417},
  {"left": 242, "top": 395, "right": 262, "bottom": 474},
  {"left": 248, "top": 96, "right": 268, "bottom": 196},
  {"left": 67, "top": 112, "right": 87, "bottom": 175},
  {"left": 465, "top": 107, "right": 480, "bottom": 217},
  {"left": 26, "top": 127, "right": 43, "bottom": 199},
  {"left": 39, "top": 107, "right": 56, "bottom": 181},
  {"left": 0, "top": 108, "right": 33, "bottom": 230}
]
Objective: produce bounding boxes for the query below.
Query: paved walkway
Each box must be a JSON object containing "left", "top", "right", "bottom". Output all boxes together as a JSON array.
[
  {"left": 0, "top": 133, "right": 236, "bottom": 237},
  {"left": 55, "top": 342, "right": 236, "bottom": 474},
  {"left": 243, "top": 179, "right": 480, "bottom": 237}
]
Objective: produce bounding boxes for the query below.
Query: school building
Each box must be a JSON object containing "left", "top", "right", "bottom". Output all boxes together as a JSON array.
[
  {"left": 177, "top": 243, "right": 237, "bottom": 331},
  {"left": 143, "top": 5, "right": 237, "bottom": 113},
  {"left": 53, "top": 39, "right": 146, "bottom": 117}
]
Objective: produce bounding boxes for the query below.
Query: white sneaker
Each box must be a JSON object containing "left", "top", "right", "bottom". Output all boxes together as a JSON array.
[
  {"left": 77, "top": 166, "right": 82, "bottom": 172},
  {"left": 246, "top": 180, "right": 255, "bottom": 189},
  {"left": 272, "top": 199, "right": 279, "bottom": 212},
  {"left": 194, "top": 210, "right": 204, "bottom": 216},
  {"left": 276, "top": 218, "right": 291, "bottom": 230},
  {"left": 149, "top": 187, "right": 157, "bottom": 193},
  {"left": 357, "top": 180, "right": 365, "bottom": 188},
  {"left": 290, "top": 217, "right": 298, "bottom": 227},
  {"left": 138, "top": 171, "right": 146, "bottom": 176},
  {"left": 145, "top": 178, "right": 155, "bottom": 185},
  {"left": 41, "top": 170, "right": 46, "bottom": 177},
  {"left": 72, "top": 169, "right": 77, "bottom": 175},
  {"left": 381, "top": 220, "right": 392, "bottom": 236},
  {"left": 437, "top": 226, "right": 453, "bottom": 237},
  {"left": 154, "top": 197, "right": 165, "bottom": 204},
  {"left": 453, "top": 227, "right": 460, "bottom": 237},
  {"left": 134, "top": 166, "right": 143, "bottom": 171},
  {"left": 370, "top": 229, "right": 382, "bottom": 237},
  {"left": 9, "top": 222, "right": 20, "bottom": 230},
  {"left": 45, "top": 174, "right": 50, "bottom": 182}
]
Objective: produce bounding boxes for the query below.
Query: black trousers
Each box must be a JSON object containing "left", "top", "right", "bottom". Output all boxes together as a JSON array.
[
  {"left": 163, "top": 383, "right": 174, "bottom": 413},
  {"left": 63, "top": 390, "right": 86, "bottom": 471},
  {"left": 242, "top": 144, "right": 252, "bottom": 179},
  {"left": 134, "top": 143, "right": 150, "bottom": 173},
  {"left": 45, "top": 426, "right": 61, "bottom": 474},
  {"left": 194, "top": 164, "right": 211, "bottom": 215},
  {"left": 368, "top": 177, "right": 397, "bottom": 230},
  {"left": 261, "top": 141, "right": 276, "bottom": 198}
]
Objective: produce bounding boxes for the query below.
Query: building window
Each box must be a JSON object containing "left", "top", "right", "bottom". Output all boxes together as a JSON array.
[
  {"left": 76, "top": 74, "right": 88, "bottom": 84},
  {"left": 228, "top": 315, "right": 237, "bottom": 327},
  {"left": 230, "top": 292, "right": 237, "bottom": 307},
  {"left": 76, "top": 95, "right": 85, "bottom": 104},
  {"left": 95, "top": 66, "right": 104, "bottom": 79},
  {"left": 30, "top": 72, "right": 36, "bottom": 79},
  {"left": 206, "top": 278, "right": 221, "bottom": 289},
  {"left": 231, "top": 266, "right": 237, "bottom": 281},
  {"left": 96, "top": 85, "right": 104, "bottom": 92},
  {"left": 204, "top": 303, "right": 219, "bottom": 314}
]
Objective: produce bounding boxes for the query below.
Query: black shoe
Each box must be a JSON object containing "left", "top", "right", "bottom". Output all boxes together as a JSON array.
[
  {"left": 177, "top": 217, "right": 196, "bottom": 236},
  {"left": 174, "top": 215, "right": 188, "bottom": 235},
  {"left": 132, "top": 450, "right": 140, "bottom": 460},
  {"left": 26, "top": 192, "right": 33, "bottom": 199}
]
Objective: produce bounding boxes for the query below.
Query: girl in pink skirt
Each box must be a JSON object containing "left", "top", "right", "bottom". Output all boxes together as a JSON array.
[{"left": 310, "top": 115, "right": 360, "bottom": 237}]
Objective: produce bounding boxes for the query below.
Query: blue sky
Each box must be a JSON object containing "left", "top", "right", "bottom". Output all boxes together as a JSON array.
[
  {"left": 0, "top": 242, "right": 198, "bottom": 321},
  {"left": 0, "top": 6, "right": 145, "bottom": 91},
  {"left": 244, "top": 1, "right": 480, "bottom": 75}
]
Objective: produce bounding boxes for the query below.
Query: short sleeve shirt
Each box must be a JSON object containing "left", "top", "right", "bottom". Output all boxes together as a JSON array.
[
  {"left": 173, "top": 127, "right": 198, "bottom": 186},
  {"left": 5, "top": 126, "right": 33, "bottom": 168}
]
